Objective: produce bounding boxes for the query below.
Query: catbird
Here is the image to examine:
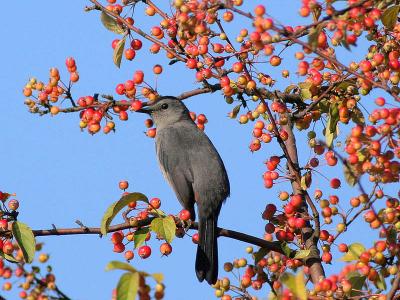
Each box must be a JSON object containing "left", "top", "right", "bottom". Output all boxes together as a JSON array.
[{"left": 138, "top": 96, "right": 230, "bottom": 284}]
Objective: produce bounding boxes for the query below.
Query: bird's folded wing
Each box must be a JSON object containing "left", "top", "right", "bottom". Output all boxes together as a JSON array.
[{"left": 156, "top": 128, "right": 195, "bottom": 209}]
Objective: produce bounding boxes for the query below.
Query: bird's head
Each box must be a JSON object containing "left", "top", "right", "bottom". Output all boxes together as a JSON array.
[{"left": 137, "top": 96, "right": 192, "bottom": 128}]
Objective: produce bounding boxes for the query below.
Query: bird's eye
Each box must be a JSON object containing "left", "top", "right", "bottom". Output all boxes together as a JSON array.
[{"left": 161, "top": 103, "right": 169, "bottom": 110}]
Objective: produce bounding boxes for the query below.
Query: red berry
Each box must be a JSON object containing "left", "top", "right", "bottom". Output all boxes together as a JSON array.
[
  {"left": 125, "top": 48, "right": 136, "bottom": 60},
  {"left": 321, "top": 251, "right": 332, "bottom": 263},
  {"left": 115, "top": 83, "right": 126, "bottom": 95},
  {"left": 113, "top": 242, "right": 125, "bottom": 253},
  {"left": 186, "top": 58, "right": 197, "bottom": 69},
  {"left": 138, "top": 245, "right": 152, "bottom": 259},
  {"left": 111, "top": 232, "right": 124, "bottom": 244},
  {"left": 149, "top": 197, "right": 161, "bottom": 209},
  {"left": 112, "top": 39, "right": 120, "bottom": 49},
  {"left": 179, "top": 209, "right": 191, "bottom": 221},
  {"left": 295, "top": 218, "right": 306, "bottom": 229},
  {"left": 265, "top": 222, "right": 275, "bottom": 234},
  {"left": 65, "top": 57, "right": 76, "bottom": 68},
  {"left": 262, "top": 204, "right": 277, "bottom": 220},
  {"left": 131, "top": 100, "right": 143, "bottom": 111},
  {"left": 119, "top": 180, "right": 129, "bottom": 190},
  {"left": 270, "top": 56, "right": 282, "bottom": 66},
  {"left": 124, "top": 250, "right": 134, "bottom": 260},
  {"left": 338, "top": 243, "right": 348, "bottom": 253},
  {"left": 146, "top": 128, "right": 157, "bottom": 138},
  {"left": 130, "top": 39, "right": 142, "bottom": 50},
  {"left": 119, "top": 111, "right": 128, "bottom": 121},
  {"left": 133, "top": 71, "right": 144, "bottom": 84},
  {"left": 330, "top": 178, "right": 341, "bottom": 189},
  {"left": 192, "top": 232, "right": 199, "bottom": 244},
  {"left": 0, "top": 219, "right": 8, "bottom": 230},
  {"left": 2, "top": 241, "right": 13, "bottom": 255},
  {"left": 275, "top": 230, "right": 287, "bottom": 241},
  {"left": 160, "top": 243, "right": 172, "bottom": 256}
]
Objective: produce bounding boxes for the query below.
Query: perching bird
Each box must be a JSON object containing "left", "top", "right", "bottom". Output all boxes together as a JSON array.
[{"left": 138, "top": 96, "right": 230, "bottom": 284}]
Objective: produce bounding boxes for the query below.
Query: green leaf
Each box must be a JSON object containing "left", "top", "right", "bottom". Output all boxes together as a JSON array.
[
  {"left": 0, "top": 252, "right": 18, "bottom": 263},
  {"left": 375, "top": 271, "right": 386, "bottom": 291},
  {"left": 340, "top": 243, "right": 365, "bottom": 262},
  {"left": 148, "top": 208, "right": 166, "bottom": 217},
  {"left": 312, "top": 6, "right": 322, "bottom": 21},
  {"left": 294, "top": 249, "right": 310, "bottom": 260},
  {"left": 299, "top": 82, "right": 312, "bottom": 90},
  {"left": 150, "top": 216, "right": 176, "bottom": 244},
  {"left": 387, "top": 227, "right": 397, "bottom": 243},
  {"left": 113, "top": 37, "right": 126, "bottom": 68},
  {"left": 299, "top": 82, "right": 312, "bottom": 100},
  {"left": 152, "top": 273, "right": 164, "bottom": 283},
  {"left": 298, "top": 82, "right": 312, "bottom": 90},
  {"left": 356, "top": 149, "right": 367, "bottom": 162},
  {"left": 168, "top": 59, "right": 179, "bottom": 65},
  {"left": 12, "top": 221, "right": 35, "bottom": 263},
  {"left": 329, "top": 103, "right": 339, "bottom": 133},
  {"left": 100, "top": 12, "right": 125, "bottom": 34},
  {"left": 230, "top": 104, "right": 241, "bottom": 119},
  {"left": 284, "top": 84, "right": 297, "bottom": 94},
  {"left": 254, "top": 247, "right": 270, "bottom": 264},
  {"left": 336, "top": 80, "right": 356, "bottom": 91},
  {"left": 116, "top": 272, "right": 139, "bottom": 300},
  {"left": 300, "top": 171, "right": 312, "bottom": 190},
  {"left": 308, "top": 27, "right": 320, "bottom": 50},
  {"left": 325, "top": 128, "right": 335, "bottom": 148},
  {"left": 300, "top": 88, "right": 312, "bottom": 100},
  {"left": 343, "top": 163, "right": 357, "bottom": 187},
  {"left": 325, "top": 103, "right": 339, "bottom": 147},
  {"left": 381, "top": 6, "right": 400, "bottom": 30},
  {"left": 318, "top": 99, "right": 330, "bottom": 114},
  {"left": 281, "top": 270, "right": 307, "bottom": 300},
  {"left": 346, "top": 271, "right": 366, "bottom": 296},
  {"left": 101, "top": 192, "right": 148, "bottom": 235},
  {"left": 281, "top": 242, "right": 292, "bottom": 257},
  {"left": 133, "top": 228, "right": 150, "bottom": 249},
  {"left": 351, "top": 107, "right": 365, "bottom": 126},
  {"left": 340, "top": 30, "right": 351, "bottom": 50},
  {"left": 106, "top": 261, "right": 137, "bottom": 273}
]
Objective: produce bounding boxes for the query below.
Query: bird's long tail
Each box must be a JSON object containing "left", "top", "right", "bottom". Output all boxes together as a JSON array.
[{"left": 195, "top": 215, "right": 218, "bottom": 285}]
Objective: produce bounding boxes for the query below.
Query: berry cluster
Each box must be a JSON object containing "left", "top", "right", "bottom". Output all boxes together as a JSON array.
[
  {"left": 0, "top": 191, "right": 20, "bottom": 255},
  {"left": 0, "top": 192, "right": 64, "bottom": 299},
  {"left": 109, "top": 181, "right": 196, "bottom": 263}
]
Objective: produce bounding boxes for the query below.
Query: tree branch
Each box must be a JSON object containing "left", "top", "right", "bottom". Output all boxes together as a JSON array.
[
  {"left": 30, "top": 218, "right": 293, "bottom": 257},
  {"left": 388, "top": 272, "right": 400, "bottom": 300}
]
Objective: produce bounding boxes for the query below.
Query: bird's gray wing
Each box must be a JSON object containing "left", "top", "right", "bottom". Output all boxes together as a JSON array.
[{"left": 156, "top": 127, "right": 195, "bottom": 218}]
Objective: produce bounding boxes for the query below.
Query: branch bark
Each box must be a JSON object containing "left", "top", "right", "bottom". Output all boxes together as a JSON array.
[
  {"left": 30, "top": 218, "right": 295, "bottom": 257},
  {"left": 388, "top": 272, "right": 400, "bottom": 300},
  {"left": 282, "top": 115, "right": 325, "bottom": 284}
]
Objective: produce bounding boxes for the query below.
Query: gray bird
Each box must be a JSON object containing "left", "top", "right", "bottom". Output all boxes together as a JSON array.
[{"left": 138, "top": 96, "right": 230, "bottom": 284}]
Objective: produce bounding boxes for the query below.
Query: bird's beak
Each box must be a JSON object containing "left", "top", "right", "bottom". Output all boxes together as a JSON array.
[
  {"left": 136, "top": 107, "right": 152, "bottom": 114},
  {"left": 135, "top": 101, "right": 154, "bottom": 114}
]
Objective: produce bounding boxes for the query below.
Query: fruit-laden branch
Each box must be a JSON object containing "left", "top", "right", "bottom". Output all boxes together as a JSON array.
[
  {"left": 34, "top": 84, "right": 222, "bottom": 116},
  {"left": 222, "top": 2, "right": 400, "bottom": 102},
  {"left": 89, "top": 0, "right": 186, "bottom": 62},
  {"left": 222, "top": 0, "right": 371, "bottom": 38},
  {"left": 280, "top": 112, "right": 325, "bottom": 283},
  {"left": 30, "top": 218, "right": 294, "bottom": 257}
]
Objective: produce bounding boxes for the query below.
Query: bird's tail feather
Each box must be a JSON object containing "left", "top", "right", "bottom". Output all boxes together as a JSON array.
[{"left": 195, "top": 216, "right": 218, "bottom": 285}]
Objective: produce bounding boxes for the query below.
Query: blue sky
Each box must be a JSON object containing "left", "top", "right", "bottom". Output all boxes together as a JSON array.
[{"left": 1, "top": 1, "right": 397, "bottom": 299}]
